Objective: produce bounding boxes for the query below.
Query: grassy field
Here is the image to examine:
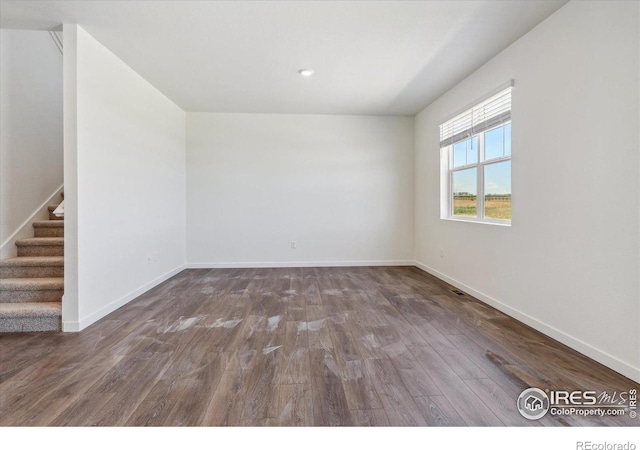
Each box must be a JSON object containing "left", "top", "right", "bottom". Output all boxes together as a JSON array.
[{"left": 453, "top": 198, "right": 511, "bottom": 220}]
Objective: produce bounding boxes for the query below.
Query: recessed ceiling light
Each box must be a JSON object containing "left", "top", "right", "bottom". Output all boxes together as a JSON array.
[{"left": 298, "top": 68, "right": 314, "bottom": 77}]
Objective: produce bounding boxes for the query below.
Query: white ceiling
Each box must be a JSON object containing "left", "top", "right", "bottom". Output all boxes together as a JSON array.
[{"left": 0, "top": 1, "right": 567, "bottom": 115}]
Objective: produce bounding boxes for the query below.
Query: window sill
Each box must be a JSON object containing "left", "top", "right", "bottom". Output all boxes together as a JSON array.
[{"left": 441, "top": 216, "right": 511, "bottom": 227}]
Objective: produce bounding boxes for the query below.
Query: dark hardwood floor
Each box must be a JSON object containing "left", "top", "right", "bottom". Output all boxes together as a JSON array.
[{"left": 1, "top": 266, "right": 637, "bottom": 426}]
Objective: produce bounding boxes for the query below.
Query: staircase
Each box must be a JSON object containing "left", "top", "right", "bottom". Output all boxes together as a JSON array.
[{"left": 0, "top": 196, "right": 64, "bottom": 332}]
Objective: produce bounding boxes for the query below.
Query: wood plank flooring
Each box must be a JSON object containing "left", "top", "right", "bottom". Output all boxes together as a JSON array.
[{"left": 0, "top": 266, "right": 638, "bottom": 426}]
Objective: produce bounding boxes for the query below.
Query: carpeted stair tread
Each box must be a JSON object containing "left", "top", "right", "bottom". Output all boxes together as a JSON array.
[
  {"left": 16, "top": 237, "right": 64, "bottom": 246},
  {"left": 0, "top": 257, "right": 64, "bottom": 278},
  {"left": 0, "top": 278, "right": 64, "bottom": 291},
  {"left": 33, "top": 221, "right": 64, "bottom": 228},
  {"left": 0, "top": 302, "right": 61, "bottom": 318},
  {"left": 16, "top": 238, "right": 63, "bottom": 257},
  {"left": 0, "top": 257, "right": 64, "bottom": 267},
  {"left": 33, "top": 220, "right": 64, "bottom": 237}
]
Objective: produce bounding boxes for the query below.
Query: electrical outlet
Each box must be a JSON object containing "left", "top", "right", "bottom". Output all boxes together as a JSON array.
[
  {"left": 439, "top": 249, "right": 445, "bottom": 258},
  {"left": 291, "top": 241, "right": 297, "bottom": 249}
]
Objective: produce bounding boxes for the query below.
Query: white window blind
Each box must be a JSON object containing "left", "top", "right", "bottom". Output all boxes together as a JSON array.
[{"left": 439, "top": 85, "right": 512, "bottom": 148}]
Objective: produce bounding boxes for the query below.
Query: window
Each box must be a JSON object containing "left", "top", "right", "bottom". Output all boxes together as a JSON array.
[{"left": 440, "top": 83, "right": 512, "bottom": 225}]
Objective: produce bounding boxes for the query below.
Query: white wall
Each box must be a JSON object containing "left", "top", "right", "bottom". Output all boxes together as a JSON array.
[
  {"left": 63, "top": 25, "right": 186, "bottom": 331},
  {"left": 414, "top": 1, "right": 639, "bottom": 382},
  {"left": 0, "top": 30, "right": 63, "bottom": 258},
  {"left": 62, "top": 25, "right": 79, "bottom": 328},
  {"left": 187, "top": 113, "right": 414, "bottom": 266}
]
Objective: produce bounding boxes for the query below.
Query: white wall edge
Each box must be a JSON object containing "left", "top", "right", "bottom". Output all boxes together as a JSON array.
[
  {"left": 0, "top": 184, "right": 64, "bottom": 258},
  {"left": 414, "top": 261, "right": 640, "bottom": 384},
  {"left": 186, "top": 260, "right": 415, "bottom": 269},
  {"left": 62, "top": 264, "right": 186, "bottom": 332}
]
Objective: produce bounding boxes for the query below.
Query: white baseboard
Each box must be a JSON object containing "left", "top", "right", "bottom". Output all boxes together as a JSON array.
[
  {"left": 61, "top": 315, "right": 80, "bottom": 332},
  {"left": 62, "top": 264, "right": 186, "bottom": 332},
  {"left": 413, "top": 261, "right": 640, "bottom": 384},
  {"left": 0, "top": 184, "right": 64, "bottom": 259},
  {"left": 186, "top": 260, "right": 415, "bottom": 269}
]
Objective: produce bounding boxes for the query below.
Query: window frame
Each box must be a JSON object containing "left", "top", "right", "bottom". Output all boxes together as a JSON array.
[
  {"left": 439, "top": 82, "right": 514, "bottom": 226},
  {"left": 445, "top": 123, "right": 512, "bottom": 225}
]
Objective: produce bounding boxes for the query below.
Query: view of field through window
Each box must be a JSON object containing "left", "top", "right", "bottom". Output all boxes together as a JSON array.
[{"left": 453, "top": 195, "right": 511, "bottom": 219}]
